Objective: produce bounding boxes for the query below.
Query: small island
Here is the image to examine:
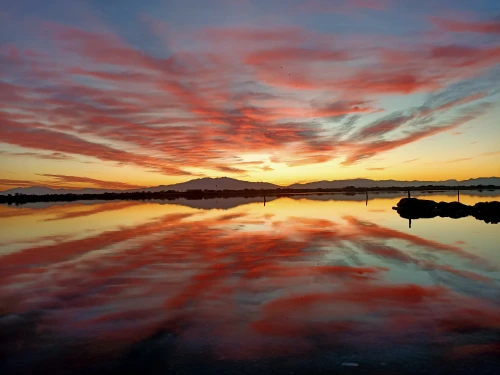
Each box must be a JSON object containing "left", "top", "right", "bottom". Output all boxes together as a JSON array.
[{"left": 393, "top": 197, "right": 500, "bottom": 224}]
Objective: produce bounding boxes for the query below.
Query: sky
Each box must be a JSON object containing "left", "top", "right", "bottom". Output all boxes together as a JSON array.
[{"left": 0, "top": 0, "right": 499, "bottom": 190}]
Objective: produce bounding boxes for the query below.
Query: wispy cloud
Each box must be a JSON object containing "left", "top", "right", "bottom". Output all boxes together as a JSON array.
[
  {"left": 37, "top": 174, "right": 146, "bottom": 190},
  {"left": 444, "top": 157, "right": 473, "bottom": 164},
  {"left": 0, "top": 151, "right": 72, "bottom": 161},
  {"left": 0, "top": 1, "right": 498, "bottom": 183},
  {"left": 298, "top": 0, "right": 390, "bottom": 13},
  {"left": 431, "top": 17, "right": 500, "bottom": 34}
]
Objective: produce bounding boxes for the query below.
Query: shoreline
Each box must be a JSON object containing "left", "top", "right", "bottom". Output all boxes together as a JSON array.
[{"left": 2, "top": 185, "right": 499, "bottom": 205}]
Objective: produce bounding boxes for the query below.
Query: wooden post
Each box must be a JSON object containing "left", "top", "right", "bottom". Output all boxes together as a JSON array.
[
  {"left": 409, "top": 218, "right": 412, "bottom": 229},
  {"left": 365, "top": 191, "right": 368, "bottom": 206},
  {"left": 457, "top": 189, "right": 460, "bottom": 203},
  {"left": 407, "top": 190, "right": 411, "bottom": 199}
]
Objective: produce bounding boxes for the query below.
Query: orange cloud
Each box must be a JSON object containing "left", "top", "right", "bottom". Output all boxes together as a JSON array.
[
  {"left": 0, "top": 151, "right": 72, "bottom": 161},
  {"left": 215, "top": 165, "right": 248, "bottom": 174},
  {"left": 0, "top": 116, "right": 195, "bottom": 176},
  {"left": 38, "top": 174, "right": 146, "bottom": 190},
  {"left": 0, "top": 178, "right": 46, "bottom": 188}
]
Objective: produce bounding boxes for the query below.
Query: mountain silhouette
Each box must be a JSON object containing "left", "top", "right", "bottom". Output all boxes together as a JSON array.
[
  {"left": 0, "top": 186, "right": 125, "bottom": 196},
  {"left": 288, "top": 177, "right": 500, "bottom": 189},
  {"left": 1, "top": 177, "right": 499, "bottom": 196},
  {"left": 128, "top": 177, "right": 280, "bottom": 193}
]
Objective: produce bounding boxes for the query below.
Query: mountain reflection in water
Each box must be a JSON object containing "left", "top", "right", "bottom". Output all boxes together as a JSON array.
[{"left": 1, "top": 193, "right": 499, "bottom": 374}]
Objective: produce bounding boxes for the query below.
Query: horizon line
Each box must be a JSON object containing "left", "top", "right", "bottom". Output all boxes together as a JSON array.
[{"left": 1, "top": 176, "right": 500, "bottom": 194}]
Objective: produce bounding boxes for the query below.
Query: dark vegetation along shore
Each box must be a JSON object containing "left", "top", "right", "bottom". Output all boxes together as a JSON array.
[
  {"left": 1, "top": 185, "right": 499, "bottom": 205},
  {"left": 394, "top": 197, "right": 500, "bottom": 224}
]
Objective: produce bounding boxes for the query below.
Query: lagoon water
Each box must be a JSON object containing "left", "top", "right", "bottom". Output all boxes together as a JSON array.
[{"left": 1, "top": 192, "right": 499, "bottom": 374}]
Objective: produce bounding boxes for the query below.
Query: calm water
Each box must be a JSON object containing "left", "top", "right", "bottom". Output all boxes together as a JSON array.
[{"left": 1, "top": 192, "right": 499, "bottom": 374}]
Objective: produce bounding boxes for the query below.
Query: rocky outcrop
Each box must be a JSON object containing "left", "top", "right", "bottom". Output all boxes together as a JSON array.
[{"left": 393, "top": 198, "right": 500, "bottom": 224}]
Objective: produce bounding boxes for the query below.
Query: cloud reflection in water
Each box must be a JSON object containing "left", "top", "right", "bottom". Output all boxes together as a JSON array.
[{"left": 0, "top": 196, "right": 499, "bottom": 373}]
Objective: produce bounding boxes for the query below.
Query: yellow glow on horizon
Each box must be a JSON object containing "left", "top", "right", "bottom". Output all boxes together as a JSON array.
[{"left": 1, "top": 136, "right": 499, "bottom": 191}]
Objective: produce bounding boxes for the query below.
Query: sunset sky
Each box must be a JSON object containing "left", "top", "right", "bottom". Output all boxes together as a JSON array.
[{"left": 1, "top": 0, "right": 499, "bottom": 191}]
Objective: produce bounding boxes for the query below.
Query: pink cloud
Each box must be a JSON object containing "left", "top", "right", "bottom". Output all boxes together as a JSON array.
[
  {"left": 0, "top": 16, "right": 496, "bottom": 177},
  {"left": 199, "top": 26, "right": 306, "bottom": 44},
  {"left": 246, "top": 47, "right": 351, "bottom": 65},
  {"left": 354, "top": 114, "right": 416, "bottom": 140},
  {"left": 431, "top": 17, "right": 500, "bottom": 34},
  {"left": 299, "top": 0, "right": 389, "bottom": 13}
]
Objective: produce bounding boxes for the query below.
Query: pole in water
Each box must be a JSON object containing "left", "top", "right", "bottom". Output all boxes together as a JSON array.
[
  {"left": 457, "top": 189, "right": 460, "bottom": 202},
  {"left": 409, "top": 218, "right": 412, "bottom": 229},
  {"left": 264, "top": 196, "right": 266, "bottom": 206},
  {"left": 407, "top": 190, "right": 411, "bottom": 199},
  {"left": 365, "top": 191, "right": 368, "bottom": 206}
]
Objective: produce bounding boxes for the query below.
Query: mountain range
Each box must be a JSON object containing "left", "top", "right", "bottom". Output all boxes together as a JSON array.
[
  {"left": 287, "top": 177, "right": 500, "bottom": 189},
  {"left": 1, "top": 177, "right": 499, "bottom": 195}
]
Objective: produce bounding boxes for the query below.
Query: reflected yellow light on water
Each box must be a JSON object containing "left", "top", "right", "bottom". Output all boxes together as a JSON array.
[{"left": 1, "top": 192, "right": 499, "bottom": 260}]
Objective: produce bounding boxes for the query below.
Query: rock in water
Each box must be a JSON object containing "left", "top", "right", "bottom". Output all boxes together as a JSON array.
[{"left": 394, "top": 198, "right": 499, "bottom": 224}]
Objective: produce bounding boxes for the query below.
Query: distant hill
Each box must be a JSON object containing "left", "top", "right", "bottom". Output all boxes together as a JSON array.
[
  {"left": 288, "top": 178, "right": 500, "bottom": 189},
  {"left": 1, "top": 177, "right": 499, "bottom": 196},
  {"left": 1, "top": 187, "right": 60, "bottom": 196},
  {"left": 128, "top": 177, "right": 280, "bottom": 193},
  {"left": 0, "top": 186, "right": 123, "bottom": 196}
]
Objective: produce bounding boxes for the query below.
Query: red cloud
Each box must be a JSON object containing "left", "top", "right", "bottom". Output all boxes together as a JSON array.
[
  {"left": 354, "top": 114, "right": 415, "bottom": 140},
  {"left": 0, "top": 151, "right": 72, "bottom": 161},
  {"left": 339, "top": 70, "right": 442, "bottom": 94},
  {"left": 0, "top": 116, "right": 195, "bottom": 176},
  {"left": 215, "top": 165, "right": 248, "bottom": 174},
  {"left": 418, "top": 92, "right": 489, "bottom": 117},
  {"left": 0, "top": 17, "right": 497, "bottom": 178},
  {"left": 200, "top": 26, "right": 306, "bottom": 44},
  {"left": 431, "top": 17, "right": 500, "bottom": 34},
  {"left": 429, "top": 45, "right": 500, "bottom": 68},
  {"left": 246, "top": 47, "right": 350, "bottom": 65}
]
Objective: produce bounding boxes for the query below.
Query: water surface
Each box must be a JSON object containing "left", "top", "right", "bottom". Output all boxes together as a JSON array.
[{"left": 1, "top": 193, "right": 499, "bottom": 374}]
